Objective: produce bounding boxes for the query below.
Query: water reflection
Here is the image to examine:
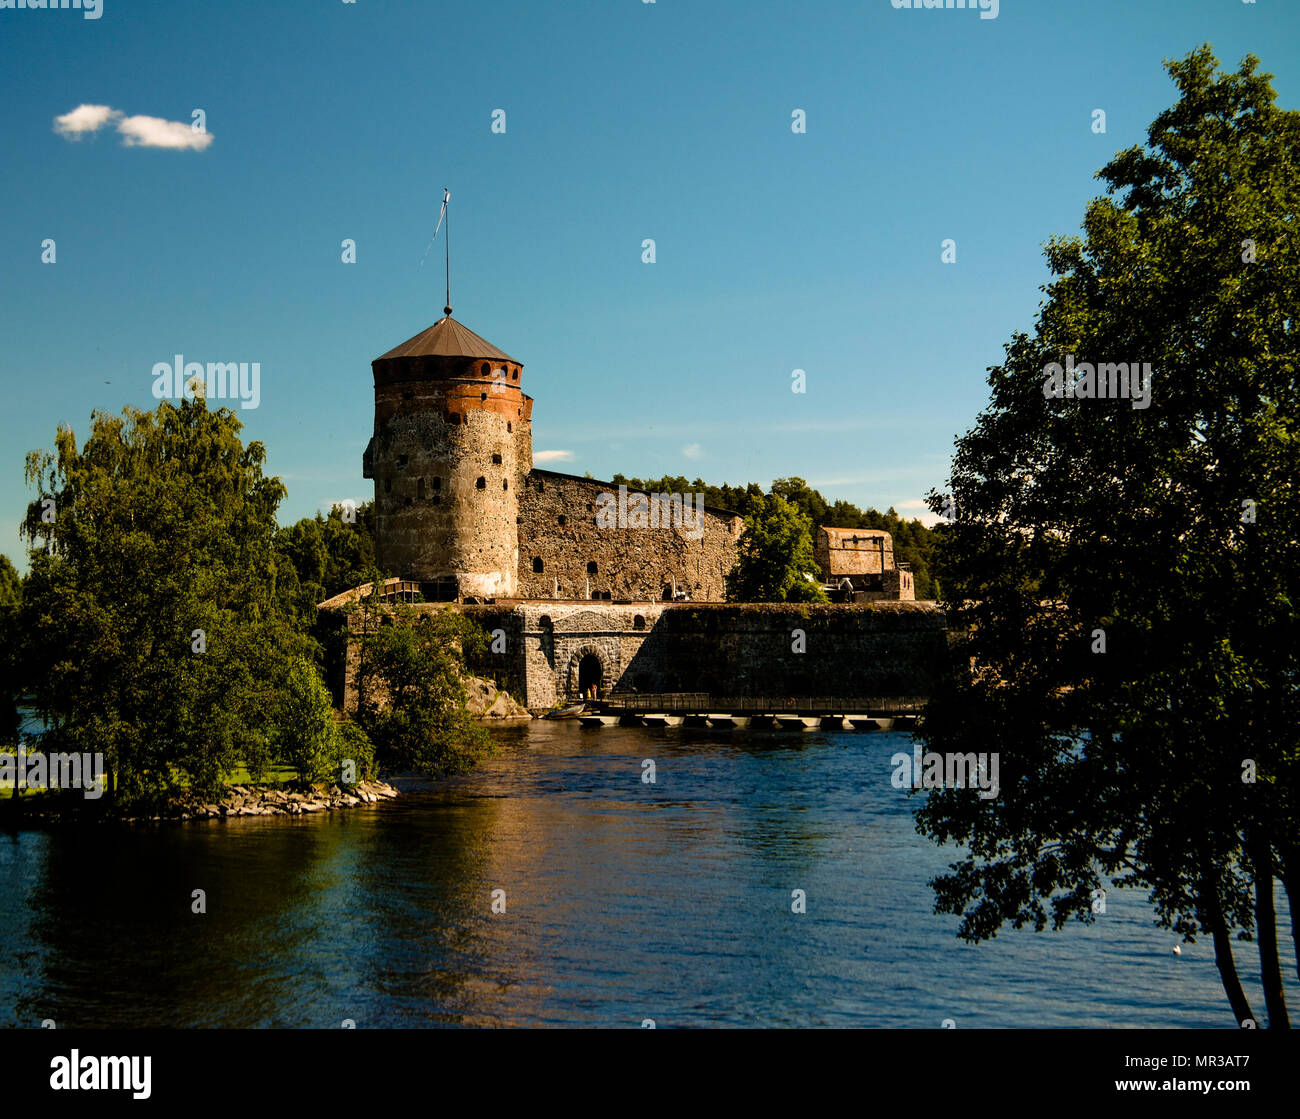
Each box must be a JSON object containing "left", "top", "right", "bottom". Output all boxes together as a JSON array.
[{"left": 0, "top": 724, "right": 1288, "bottom": 1028}]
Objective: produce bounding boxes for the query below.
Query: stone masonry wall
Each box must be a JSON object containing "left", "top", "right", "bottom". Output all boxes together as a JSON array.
[
  {"left": 476, "top": 601, "right": 946, "bottom": 709},
  {"left": 327, "top": 599, "right": 947, "bottom": 714},
  {"left": 516, "top": 470, "right": 743, "bottom": 602}
]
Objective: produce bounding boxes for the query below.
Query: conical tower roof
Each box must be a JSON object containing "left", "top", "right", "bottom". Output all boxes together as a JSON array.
[{"left": 375, "top": 315, "right": 518, "bottom": 363}]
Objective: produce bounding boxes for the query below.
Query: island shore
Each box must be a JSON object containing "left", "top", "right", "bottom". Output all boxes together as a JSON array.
[{"left": 0, "top": 779, "right": 400, "bottom": 827}]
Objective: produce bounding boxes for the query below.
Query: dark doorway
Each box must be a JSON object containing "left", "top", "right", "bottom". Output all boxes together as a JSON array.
[{"left": 577, "top": 654, "right": 603, "bottom": 700}]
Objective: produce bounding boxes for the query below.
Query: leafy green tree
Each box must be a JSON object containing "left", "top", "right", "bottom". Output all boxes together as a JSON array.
[
  {"left": 0, "top": 555, "right": 22, "bottom": 793},
  {"left": 19, "top": 399, "right": 311, "bottom": 806},
  {"left": 770, "top": 477, "right": 829, "bottom": 526},
  {"left": 335, "top": 718, "right": 376, "bottom": 785},
  {"left": 276, "top": 657, "right": 348, "bottom": 785},
  {"left": 725, "top": 493, "right": 828, "bottom": 603},
  {"left": 275, "top": 501, "right": 377, "bottom": 628},
  {"left": 352, "top": 582, "right": 495, "bottom": 778},
  {"left": 0, "top": 556, "right": 20, "bottom": 611},
  {"left": 0, "top": 556, "right": 21, "bottom": 746},
  {"left": 272, "top": 657, "right": 372, "bottom": 787},
  {"left": 916, "top": 47, "right": 1299, "bottom": 1026}
]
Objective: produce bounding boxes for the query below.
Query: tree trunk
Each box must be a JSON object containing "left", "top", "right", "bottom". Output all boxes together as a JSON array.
[
  {"left": 1251, "top": 834, "right": 1291, "bottom": 1028},
  {"left": 1280, "top": 844, "right": 1300, "bottom": 985},
  {"left": 1201, "top": 872, "right": 1255, "bottom": 1027}
]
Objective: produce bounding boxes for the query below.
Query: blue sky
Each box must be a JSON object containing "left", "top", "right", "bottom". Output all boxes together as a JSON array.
[{"left": 2, "top": 0, "right": 1298, "bottom": 570}]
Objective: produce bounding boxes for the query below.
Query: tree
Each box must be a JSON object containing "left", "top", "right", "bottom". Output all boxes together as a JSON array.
[
  {"left": 275, "top": 656, "right": 372, "bottom": 786},
  {"left": 275, "top": 501, "right": 377, "bottom": 631},
  {"left": 725, "top": 493, "right": 828, "bottom": 603},
  {"left": 277, "top": 657, "right": 344, "bottom": 785},
  {"left": 0, "top": 556, "right": 20, "bottom": 704},
  {"left": 0, "top": 556, "right": 22, "bottom": 778},
  {"left": 770, "top": 476, "right": 829, "bottom": 525},
  {"left": 19, "top": 398, "right": 312, "bottom": 806},
  {"left": 352, "top": 583, "right": 495, "bottom": 778},
  {"left": 916, "top": 47, "right": 1299, "bottom": 1026}
]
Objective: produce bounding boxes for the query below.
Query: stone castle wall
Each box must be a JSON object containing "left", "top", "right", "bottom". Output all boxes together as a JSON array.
[
  {"left": 515, "top": 471, "right": 743, "bottom": 602},
  {"left": 325, "top": 600, "right": 946, "bottom": 714},
  {"left": 472, "top": 601, "right": 945, "bottom": 709}
]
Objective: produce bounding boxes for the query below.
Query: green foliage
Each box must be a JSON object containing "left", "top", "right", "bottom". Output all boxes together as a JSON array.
[
  {"left": 335, "top": 718, "right": 376, "bottom": 785},
  {"left": 0, "top": 555, "right": 20, "bottom": 612},
  {"left": 915, "top": 47, "right": 1300, "bottom": 1025},
  {"left": 612, "top": 472, "right": 938, "bottom": 598},
  {"left": 277, "top": 657, "right": 347, "bottom": 785},
  {"left": 0, "top": 555, "right": 20, "bottom": 749},
  {"left": 18, "top": 398, "right": 312, "bottom": 806},
  {"left": 352, "top": 584, "right": 496, "bottom": 778},
  {"left": 725, "top": 493, "right": 829, "bottom": 603},
  {"left": 274, "top": 501, "right": 378, "bottom": 629}
]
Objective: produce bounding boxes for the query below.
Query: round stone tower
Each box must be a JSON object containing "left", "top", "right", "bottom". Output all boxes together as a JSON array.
[{"left": 364, "top": 312, "right": 533, "bottom": 600}]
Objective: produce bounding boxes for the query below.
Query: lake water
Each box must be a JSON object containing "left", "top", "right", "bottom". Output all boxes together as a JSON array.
[{"left": 0, "top": 722, "right": 1282, "bottom": 1028}]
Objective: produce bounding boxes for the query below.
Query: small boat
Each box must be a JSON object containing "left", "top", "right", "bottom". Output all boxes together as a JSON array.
[{"left": 545, "top": 704, "right": 586, "bottom": 720}]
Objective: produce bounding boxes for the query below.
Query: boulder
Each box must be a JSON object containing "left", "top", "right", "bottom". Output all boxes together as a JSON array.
[{"left": 464, "top": 676, "right": 532, "bottom": 722}]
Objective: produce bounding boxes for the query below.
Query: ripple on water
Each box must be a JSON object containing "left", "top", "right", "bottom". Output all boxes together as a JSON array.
[{"left": 0, "top": 724, "right": 1284, "bottom": 1027}]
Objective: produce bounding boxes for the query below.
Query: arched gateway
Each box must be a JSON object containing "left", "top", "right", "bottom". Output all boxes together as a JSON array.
[{"left": 565, "top": 645, "right": 612, "bottom": 701}]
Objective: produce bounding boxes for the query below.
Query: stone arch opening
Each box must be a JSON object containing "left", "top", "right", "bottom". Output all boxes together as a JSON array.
[
  {"left": 577, "top": 654, "right": 603, "bottom": 700},
  {"left": 565, "top": 644, "right": 611, "bottom": 702}
]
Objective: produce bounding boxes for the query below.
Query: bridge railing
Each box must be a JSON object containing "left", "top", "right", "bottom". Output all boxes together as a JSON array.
[{"left": 600, "top": 693, "right": 928, "bottom": 715}]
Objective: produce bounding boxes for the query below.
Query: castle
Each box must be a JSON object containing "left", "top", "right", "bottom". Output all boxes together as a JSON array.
[
  {"left": 360, "top": 311, "right": 913, "bottom": 607},
  {"left": 327, "top": 310, "right": 932, "bottom": 710}
]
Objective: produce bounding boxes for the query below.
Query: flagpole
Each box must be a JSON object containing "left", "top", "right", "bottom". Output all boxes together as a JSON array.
[{"left": 443, "top": 188, "right": 451, "bottom": 316}]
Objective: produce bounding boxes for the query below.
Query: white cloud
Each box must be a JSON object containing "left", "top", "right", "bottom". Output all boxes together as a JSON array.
[
  {"left": 54, "top": 104, "right": 120, "bottom": 138},
  {"left": 116, "top": 114, "right": 213, "bottom": 151},
  {"left": 533, "top": 449, "right": 574, "bottom": 464},
  {"left": 54, "top": 104, "right": 213, "bottom": 150},
  {"left": 894, "top": 498, "right": 945, "bottom": 527},
  {"left": 682, "top": 443, "right": 702, "bottom": 460}
]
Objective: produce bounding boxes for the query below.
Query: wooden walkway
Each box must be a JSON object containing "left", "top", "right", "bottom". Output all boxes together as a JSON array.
[{"left": 597, "top": 693, "right": 927, "bottom": 716}]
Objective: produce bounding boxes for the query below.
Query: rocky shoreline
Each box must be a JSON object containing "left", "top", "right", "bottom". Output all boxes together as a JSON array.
[
  {"left": 149, "top": 780, "right": 400, "bottom": 823},
  {"left": 0, "top": 778, "right": 402, "bottom": 827}
]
